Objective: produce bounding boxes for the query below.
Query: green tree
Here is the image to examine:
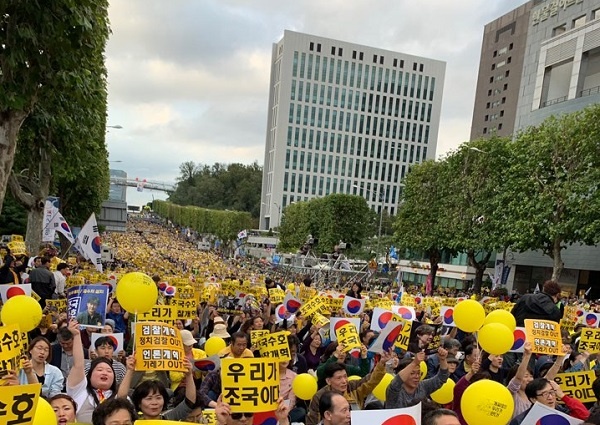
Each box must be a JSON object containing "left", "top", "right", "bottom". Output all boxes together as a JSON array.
[
  {"left": 169, "top": 162, "right": 262, "bottom": 218},
  {"left": 394, "top": 160, "right": 454, "bottom": 292},
  {"left": 0, "top": 193, "right": 27, "bottom": 236},
  {"left": 278, "top": 194, "right": 374, "bottom": 254},
  {"left": 505, "top": 106, "right": 600, "bottom": 280},
  {"left": 442, "top": 137, "right": 514, "bottom": 293},
  {"left": 6, "top": 1, "right": 110, "bottom": 253},
  {"left": 0, "top": 0, "right": 110, "bottom": 216}
]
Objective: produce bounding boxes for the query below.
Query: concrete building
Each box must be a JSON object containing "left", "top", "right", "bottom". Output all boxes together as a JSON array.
[
  {"left": 468, "top": 0, "right": 600, "bottom": 296},
  {"left": 98, "top": 169, "right": 128, "bottom": 233},
  {"left": 259, "top": 30, "right": 446, "bottom": 230},
  {"left": 470, "top": 1, "right": 537, "bottom": 139}
]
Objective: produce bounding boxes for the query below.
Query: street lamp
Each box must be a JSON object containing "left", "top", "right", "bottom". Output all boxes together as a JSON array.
[
  {"left": 353, "top": 184, "right": 385, "bottom": 263},
  {"left": 106, "top": 125, "right": 123, "bottom": 129}
]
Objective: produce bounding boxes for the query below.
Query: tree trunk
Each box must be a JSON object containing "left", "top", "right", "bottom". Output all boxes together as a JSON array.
[
  {"left": 468, "top": 249, "right": 492, "bottom": 294},
  {"left": 551, "top": 238, "right": 564, "bottom": 282},
  {"left": 428, "top": 248, "right": 440, "bottom": 294},
  {"left": 25, "top": 206, "right": 44, "bottom": 255},
  {"left": 0, "top": 113, "right": 29, "bottom": 215}
]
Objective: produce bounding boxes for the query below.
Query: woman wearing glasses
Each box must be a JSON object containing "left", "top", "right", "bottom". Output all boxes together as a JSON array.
[{"left": 509, "top": 378, "right": 589, "bottom": 424}]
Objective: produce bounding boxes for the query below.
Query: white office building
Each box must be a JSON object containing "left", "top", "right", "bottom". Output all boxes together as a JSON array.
[{"left": 259, "top": 30, "right": 446, "bottom": 230}]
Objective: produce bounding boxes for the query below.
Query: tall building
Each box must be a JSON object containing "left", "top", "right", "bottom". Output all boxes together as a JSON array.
[
  {"left": 259, "top": 30, "right": 446, "bottom": 230},
  {"left": 470, "top": 1, "right": 537, "bottom": 140},
  {"left": 469, "top": 0, "right": 600, "bottom": 295}
]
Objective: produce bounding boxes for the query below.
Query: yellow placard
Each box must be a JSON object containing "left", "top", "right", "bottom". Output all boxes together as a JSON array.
[
  {"left": 394, "top": 319, "right": 413, "bottom": 351},
  {"left": 255, "top": 330, "right": 291, "bottom": 361},
  {"left": 221, "top": 358, "right": 280, "bottom": 412},
  {"left": 554, "top": 371, "right": 596, "bottom": 403},
  {"left": 250, "top": 330, "right": 270, "bottom": 344},
  {"left": 579, "top": 328, "right": 600, "bottom": 354},
  {"left": 335, "top": 323, "right": 361, "bottom": 352},
  {"left": 0, "top": 324, "right": 23, "bottom": 372},
  {"left": 138, "top": 305, "right": 179, "bottom": 325},
  {"left": 312, "top": 312, "right": 330, "bottom": 328},
  {"left": 299, "top": 285, "right": 317, "bottom": 302},
  {"left": 0, "top": 383, "right": 41, "bottom": 424},
  {"left": 268, "top": 288, "right": 285, "bottom": 305},
  {"left": 46, "top": 298, "right": 67, "bottom": 313},
  {"left": 172, "top": 295, "right": 197, "bottom": 320},
  {"left": 524, "top": 319, "right": 562, "bottom": 355},
  {"left": 299, "top": 295, "right": 326, "bottom": 318},
  {"left": 202, "top": 408, "right": 217, "bottom": 425},
  {"left": 372, "top": 298, "right": 394, "bottom": 309},
  {"left": 134, "top": 322, "right": 186, "bottom": 372},
  {"left": 6, "top": 241, "right": 26, "bottom": 256}
]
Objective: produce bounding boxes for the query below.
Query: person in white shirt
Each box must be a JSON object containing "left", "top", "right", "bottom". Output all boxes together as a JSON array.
[{"left": 53, "top": 263, "right": 69, "bottom": 297}]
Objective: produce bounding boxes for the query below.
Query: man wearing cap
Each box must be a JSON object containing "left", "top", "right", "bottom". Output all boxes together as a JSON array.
[
  {"left": 86, "top": 335, "right": 126, "bottom": 385},
  {"left": 170, "top": 330, "right": 207, "bottom": 394},
  {"left": 77, "top": 296, "right": 103, "bottom": 327}
]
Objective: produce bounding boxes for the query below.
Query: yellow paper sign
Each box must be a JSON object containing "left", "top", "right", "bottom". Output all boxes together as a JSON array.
[
  {"left": 579, "top": 328, "right": 600, "bottom": 354},
  {"left": 554, "top": 371, "right": 596, "bottom": 402},
  {"left": 312, "top": 313, "right": 330, "bottom": 328},
  {"left": 0, "top": 324, "right": 23, "bottom": 372},
  {"left": 268, "top": 288, "right": 285, "bottom": 305},
  {"left": 299, "top": 295, "right": 326, "bottom": 318},
  {"left": 173, "top": 287, "right": 197, "bottom": 320},
  {"left": 6, "top": 241, "right": 26, "bottom": 256},
  {"left": 524, "top": 319, "right": 562, "bottom": 355},
  {"left": 221, "top": 358, "right": 280, "bottom": 412},
  {"left": 394, "top": 319, "right": 414, "bottom": 351},
  {"left": 138, "top": 305, "right": 179, "bottom": 325},
  {"left": 46, "top": 298, "right": 67, "bottom": 313},
  {"left": 250, "top": 330, "right": 270, "bottom": 344},
  {"left": 335, "top": 323, "right": 361, "bottom": 352},
  {"left": 134, "top": 322, "right": 186, "bottom": 372},
  {"left": 255, "top": 330, "right": 291, "bottom": 361},
  {"left": 202, "top": 408, "right": 217, "bottom": 425},
  {"left": 0, "top": 383, "right": 41, "bottom": 424}
]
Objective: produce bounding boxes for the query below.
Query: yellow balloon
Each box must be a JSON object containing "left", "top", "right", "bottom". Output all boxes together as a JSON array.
[
  {"left": 33, "top": 397, "right": 56, "bottom": 425},
  {"left": 287, "top": 283, "right": 295, "bottom": 291},
  {"left": 372, "top": 373, "right": 394, "bottom": 401},
  {"left": 461, "top": 380, "right": 514, "bottom": 425},
  {"left": 1, "top": 295, "right": 42, "bottom": 332},
  {"left": 478, "top": 323, "right": 514, "bottom": 355},
  {"left": 419, "top": 361, "right": 427, "bottom": 380},
  {"left": 348, "top": 375, "right": 361, "bottom": 381},
  {"left": 115, "top": 272, "right": 158, "bottom": 314},
  {"left": 483, "top": 309, "right": 516, "bottom": 332},
  {"left": 204, "top": 337, "right": 227, "bottom": 357},
  {"left": 430, "top": 379, "right": 455, "bottom": 404},
  {"left": 292, "top": 373, "right": 318, "bottom": 400},
  {"left": 453, "top": 300, "right": 485, "bottom": 333}
]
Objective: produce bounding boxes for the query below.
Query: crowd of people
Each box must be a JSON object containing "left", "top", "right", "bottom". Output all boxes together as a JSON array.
[{"left": 0, "top": 217, "right": 599, "bottom": 425}]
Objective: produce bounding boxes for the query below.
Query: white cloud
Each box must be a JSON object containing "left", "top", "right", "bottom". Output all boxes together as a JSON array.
[{"left": 106, "top": 0, "right": 526, "bottom": 205}]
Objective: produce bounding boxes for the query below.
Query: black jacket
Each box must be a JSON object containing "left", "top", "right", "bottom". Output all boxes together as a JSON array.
[{"left": 511, "top": 292, "right": 562, "bottom": 326}]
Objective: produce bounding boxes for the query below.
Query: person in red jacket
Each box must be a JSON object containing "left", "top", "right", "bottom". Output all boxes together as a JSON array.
[{"left": 509, "top": 378, "right": 589, "bottom": 424}]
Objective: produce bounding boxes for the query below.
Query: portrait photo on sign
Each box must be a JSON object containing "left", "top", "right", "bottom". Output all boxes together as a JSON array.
[{"left": 67, "top": 284, "right": 109, "bottom": 329}]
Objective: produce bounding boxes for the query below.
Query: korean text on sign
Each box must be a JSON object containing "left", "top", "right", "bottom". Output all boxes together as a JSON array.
[
  {"left": 268, "top": 288, "right": 285, "bottom": 305},
  {"left": 554, "top": 371, "right": 596, "bottom": 403},
  {"left": 578, "top": 328, "right": 600, "bottom": 354},
  {"left": 138, "top": 305, "right": 179, "bottom": 325},
  {"left": 335, "top": 323, "right": 361, "bottom": 352},
  {"left": 255, "top": 331, "right": 291, "bottom": 361},
  {"left": 250, "top": 330, "right": 270, "bottom": 344},
  {"left": 394, "top": 319, "right": 413, "bottom": 351},
  {"left": 524, "top": 319, "right": 562, "bottom": 355},
  {"left": 134, "top": 322, "right": 186, "bottom": 372},
  {"left": 221, "top": 358, "right": 280, "bottom": 413},
  {"left": 299, "top": 296, "right": 326, "bottom": 319},
  {"left": 0, "top": 383, "right": 41, "bottom": 425},
  {"left": 0, "top": 324, "right": 25, "bottom": 373},
  {"left": 174, "top": 286, "right": 197, "bottom": 320}
]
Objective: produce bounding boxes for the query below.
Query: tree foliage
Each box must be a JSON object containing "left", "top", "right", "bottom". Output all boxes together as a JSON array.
[
  {"left": 169, "top": 162, "right": 262, "bottom": 218},
  {"left": 278, "top": 194, "right": 375, "bottom": 254},
  {"left": 0, "top": 0, "right": 110, "bottom": 216},
  {"left": 152, "top": 200, "right": 253, "bottom": 245},
  {"left": 504, "top": 106, "right": 600, "bottom": 280}
]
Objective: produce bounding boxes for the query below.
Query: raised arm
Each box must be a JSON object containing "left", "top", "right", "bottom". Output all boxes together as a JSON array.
[
  {"left": 117, "top": 355, "right": 135, "bottom": 398},
  {"left": 546, "top": 344, "right": 570, "bottom": 381},
  {"left": 66, "top": 320, "right": 85, "bottom": 388},
  {"left": 515, "top": 342, "right": 532, "bottom": 382},
  {"left": 183, "top": 358, "right": 197, "bottom": 404}
]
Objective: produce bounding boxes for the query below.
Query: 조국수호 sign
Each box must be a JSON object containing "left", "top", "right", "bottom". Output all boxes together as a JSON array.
[{"left": 220, "top": 358, "right": 280, "bottom": 412}]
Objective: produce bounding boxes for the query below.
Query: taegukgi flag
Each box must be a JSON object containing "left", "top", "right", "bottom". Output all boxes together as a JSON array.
[{"left": 75, "top": 213, "right": 103, "bottom": 272}]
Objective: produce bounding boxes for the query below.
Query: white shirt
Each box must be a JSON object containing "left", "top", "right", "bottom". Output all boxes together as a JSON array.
[{"left": 53, "top": 270, "right": 66, "bottom": 296}]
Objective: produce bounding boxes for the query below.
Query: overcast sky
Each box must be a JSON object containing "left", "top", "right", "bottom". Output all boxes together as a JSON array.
[{"left": 105, "top": 0, "right": 525, "bottom": 206}]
